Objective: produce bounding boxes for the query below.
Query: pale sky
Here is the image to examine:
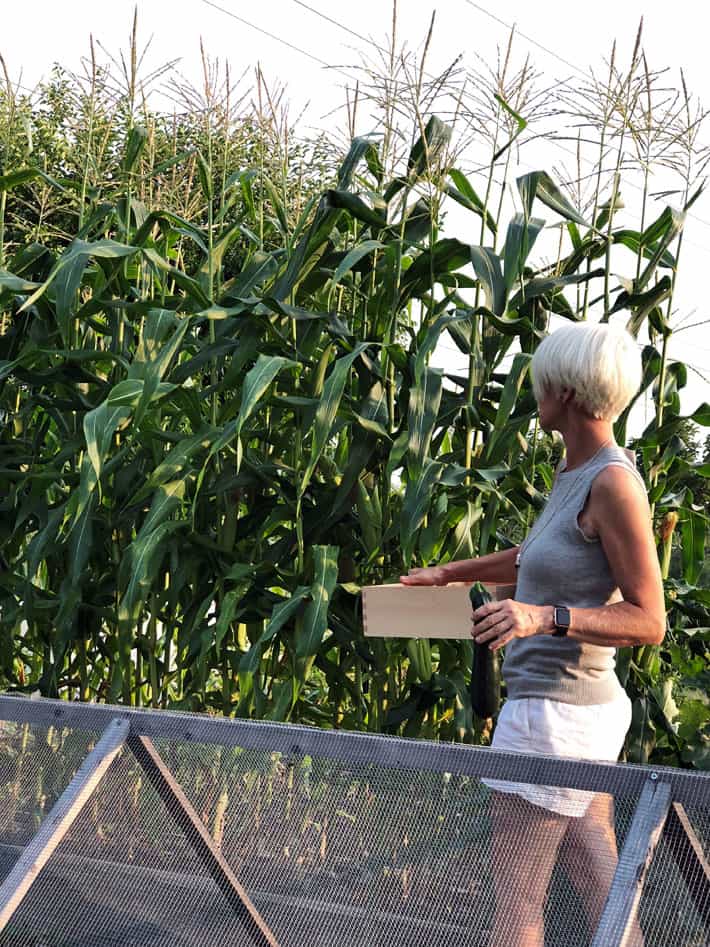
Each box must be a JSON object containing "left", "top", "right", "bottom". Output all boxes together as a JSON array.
[{"left": 4, "top": 0, "right": 709, "bottom": 430}]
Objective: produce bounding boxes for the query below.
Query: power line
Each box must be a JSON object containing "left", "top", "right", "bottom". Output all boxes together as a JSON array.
[
  {"left": 289, "top": 0, "right": 463, "bottom": 83},
  {"left": 288, "top": 0, "right": 710, "bottom": 240},
  {"left": 222, "top": 0, "right": 710, "bottom": 268},
  {"left": 200, "top": 0, "right": 358, "bottom": 84},
  {"left": 291, "top": 0, "right": 376, "bottom": 51},
  {"left": 460, "top": 0, "right": 710, "bottom": 233},
  {"left": 461, "top": 0, "right": 586, "bottom": 80}
]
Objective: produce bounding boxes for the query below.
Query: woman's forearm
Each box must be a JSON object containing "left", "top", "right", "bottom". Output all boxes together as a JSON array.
[
  {"left": 442, "top": 546, "right": 520, "bottom": 585},
  {"left": 471, "top": 598, "right": 665, "bottom": 652},
  {"left": 565, "top": 601, "right": 665, "bottom": 647}
]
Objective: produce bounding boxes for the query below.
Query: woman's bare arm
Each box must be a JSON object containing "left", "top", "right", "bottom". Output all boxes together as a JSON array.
[
  {"left": 471, "top": 467, "right": 666, "bottom": 650},
  {"left": 400, "top": 546, "right": 520, "bottom": 586},
  {"left": 563, "top": 465, "right": 666, "bottom": 646}
]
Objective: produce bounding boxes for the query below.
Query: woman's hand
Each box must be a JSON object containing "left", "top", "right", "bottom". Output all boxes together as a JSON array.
[
  {"left": 471, "top": 599, "right": 553, "bottom": 651},
  {"left": 399, "top": 566, "right": 449, "bottom": 586}
]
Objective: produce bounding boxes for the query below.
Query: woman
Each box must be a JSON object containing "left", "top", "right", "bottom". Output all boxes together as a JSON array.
[{"left": 400, "top": 322, "right": 665, "bottom": 947}]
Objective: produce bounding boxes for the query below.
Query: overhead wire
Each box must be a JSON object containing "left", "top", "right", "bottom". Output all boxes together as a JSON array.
[
  {"left": 8, "top": 0, "right": 710, "bottom": 238},
  {"left": 6, "top": 0, "right": 705, "bottom": 383},
  {"left": 461, "top": 0, "right": 586, "bottom": 79},
  {"left": 202, "top": 0, "right": 710, "bottom": 359},
  {"left": 459, "top": 0, "right": 710, "bottom": 233},
  {"left": 290, "top": 0, "right": 378, "bottom": 51},
  {"left": 280, "top": 0, "right": 710, "bottom": 267},
  {"left": 199, "top": 0, "right": 359, "bottom": 85}
]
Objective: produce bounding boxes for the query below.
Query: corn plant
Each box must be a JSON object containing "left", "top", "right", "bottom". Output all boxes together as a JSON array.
[{"left": 0, "top": 18, "right": 708, "bottom": 768}]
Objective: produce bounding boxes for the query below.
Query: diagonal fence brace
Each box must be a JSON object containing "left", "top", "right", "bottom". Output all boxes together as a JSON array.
[
  {"left": 127, "top": 732, "right": 280, "bottom": 947},
  {"left": 664, "top": 801, "right": 710, "bottom": 929},
  {"left": 591, "top": 777, "right": 672, "bottom": 947},
  {"left": 0, "top": 715, "right": 130, "bottom": 931}
]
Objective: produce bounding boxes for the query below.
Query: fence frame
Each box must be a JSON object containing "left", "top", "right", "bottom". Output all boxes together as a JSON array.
[{"left": 0, "top": 694, "right": 707, "bottom": 945}]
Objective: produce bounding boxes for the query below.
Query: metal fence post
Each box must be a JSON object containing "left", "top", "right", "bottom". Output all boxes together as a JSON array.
[
  {"left": 0, "top": 716, "right": 129, "bottom": 931},
  {"left": 591, "top": 777, "right": 672, "bottom": 947}
]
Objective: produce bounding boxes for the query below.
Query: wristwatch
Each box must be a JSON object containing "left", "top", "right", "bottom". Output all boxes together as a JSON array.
[{"left": 552, "top": 605, "right": 571, "bottom": 637}]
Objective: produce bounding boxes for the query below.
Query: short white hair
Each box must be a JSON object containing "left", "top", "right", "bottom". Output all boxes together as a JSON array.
[{"left": 531, "top": 322, "right": 642, "bottom": 420}]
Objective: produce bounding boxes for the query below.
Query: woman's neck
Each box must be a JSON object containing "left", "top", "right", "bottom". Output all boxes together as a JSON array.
[{"left": 560, "top": 418, "right": 616, "bottom": 471}]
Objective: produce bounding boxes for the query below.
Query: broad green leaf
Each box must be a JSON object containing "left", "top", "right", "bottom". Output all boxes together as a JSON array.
[
  {"left": 131, "top": 313, "right": 191, "bottom": 426},
  {"left": 613, "top": 230, "right": 675, "bottom": 269},
  {"left": 0, "top": 167, "right": 40, "bottom": 191},
  {"left": 122, "top": 125, "right": 147, "bottom": 175},
  {"left": 300, "top": 343, "right": 368, "bottom": 495},
  {"left": 0, "top": 270, "right": 40, "bottom": 294},
  {"left": 447, "top": 169, "right": 496, "bottom": 235},
  {"left": 399, "top": 237, "right": 471, "bottom": 302},
  {"left": 209, "top": 354, "right": 296, "bottom": 468},
  {"left": 0, "top": 357, "right": 21, "bottom": 382},
  {"left": 116, "top": 519, "right": 185, "bottom": 700},
  {"left": 636, "top": 207, "right": 685, "bottom": 291},
  {"left": 19, "top": 238, "right": 141, "bottom": 314},
  {"left": 328, "top": 431, "right": 378, "bottom": 521},
  {"left": 337, "top": 135, "right": 378, "bottom": 190},
  {"left": 83, "top": 402, "right": 131, "bottom": 483},
  {"left": 198, "top": 222, "right": 257, "bottom": 292},
  {"left": 138, "top": 480, "right": 186, "bottom": 538},
  {"left": 407, "top": 367, "right": 443, "bottom": 477},
  {"left": 325, "top": 190, "right": 387, "bottom": 230},
  {"left": 626, "top": 697, "right": 656, "bottom": 765},
  {"left": 691, "top": 403, "right": 710, "bottom": 426},
  {"left": 262, "top": 298, "right": 351, "bottom": 337},
  {"left": 356, "top": 479, "right": 381, "bottom": 556},
  {"left": 414, "top": 309, "right": 470, "bottom": 381},
  {"left": 393, "top": 197, "right": 434, "bottom": 246},
  {"left": 133, "top": 209, "right": 208, "bottom": 254},
  {"left": 263, "top": 176, "right": 288, "bottom": 234},
  {"left": 213, "top": 585, "right": 250, "bottom": 660},
  {"left": 447, "top": 500, "right": 482, "bottom": 561},
  {"left": 332, "top": 240, "right": 384, "bottom": 285},
  {"left": 131, "top": 428, "right": 215, "bottom": 504},
  {"left": 681, "top": 502, "right": 706, "bottom": 585},
  {"left": 196, "top": 150, "right": 213, "bottom": 201},
  {"left": 142, "top": 246, "right": 211, "bottom": 307},
  {"left": 482, "top": 352, "right": 533, "bottom": 462},
  {"left": 240, "top": 587, "right": 310, "bottom": 674},
  {"left": 470, "top": 247, "right": 505, "bottom": 316},
  {"left": 296, "top": 545, "right": 340, "bottom": 658},
  {"left": 507, "top": 268, "right": 605, "bottom": 312},
  {"left": 400, "top": 457, "right": 443, "bottom": 566},
  {"left": 407, "top": 115, "right": 452, "bottom": 179},
  {"left": 503, "top": 213, "right": 545, "bottom": 299},
  {"left": 271, "top": 192, "right": 341, "bottom": 299},
  {"left": 107, "top": 379, "right": 145, "bottom": 407},
  {"left": 517, "top": 170, "right": 591, "bottom": 228}
]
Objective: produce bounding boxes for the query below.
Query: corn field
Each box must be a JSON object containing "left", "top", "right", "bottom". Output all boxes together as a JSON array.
[{"left": 0, "top": 16, "right": 709, "bottom": 769}]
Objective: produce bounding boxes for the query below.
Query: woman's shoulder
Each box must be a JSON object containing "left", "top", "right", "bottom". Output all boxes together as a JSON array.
[
  {"left": 606, "top": 444, "right": 638, "bottom": 467},
  {"left": 589, "top": 455, "right": 648, "bottom": 504}
]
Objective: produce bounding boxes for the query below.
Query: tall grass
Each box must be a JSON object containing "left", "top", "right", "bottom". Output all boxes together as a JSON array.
[{"left": 0, "top": 13, "right": 709, "bottom": 767}]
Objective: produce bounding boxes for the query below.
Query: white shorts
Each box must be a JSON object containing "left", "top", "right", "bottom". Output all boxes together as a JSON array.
[{"left": 482, "top": 691, "right": 632, "bottom": 818}]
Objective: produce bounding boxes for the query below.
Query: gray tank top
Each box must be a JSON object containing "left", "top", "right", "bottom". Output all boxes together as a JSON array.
[{"left": 502, "top": 444, "right": 647, "bottom": 705}]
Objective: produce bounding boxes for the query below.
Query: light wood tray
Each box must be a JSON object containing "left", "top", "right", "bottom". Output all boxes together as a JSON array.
[{"left": 362, "top": 582, "right": 516, "bottom": 639}]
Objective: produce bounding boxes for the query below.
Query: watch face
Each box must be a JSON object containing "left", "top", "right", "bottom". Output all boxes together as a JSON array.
[{"left": 553, "top": 606, "right": 571, "bottom": 636}]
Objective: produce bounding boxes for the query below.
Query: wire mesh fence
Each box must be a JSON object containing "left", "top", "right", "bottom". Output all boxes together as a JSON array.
[{"left": 0, "top": 696, "right": 706, "bottom": 947}]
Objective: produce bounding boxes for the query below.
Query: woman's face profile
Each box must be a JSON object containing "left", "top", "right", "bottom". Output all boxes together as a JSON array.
[{"left": 536, "top": 386, "right": 561, "bottom": 433}]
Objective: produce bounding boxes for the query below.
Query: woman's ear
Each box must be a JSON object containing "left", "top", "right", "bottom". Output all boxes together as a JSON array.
[{"left": 559, "top": 386, "right": 576, "bottom": 405}]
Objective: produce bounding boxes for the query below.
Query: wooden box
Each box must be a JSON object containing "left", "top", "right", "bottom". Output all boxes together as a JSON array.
[{"left": 362, "top": 582, "right": 516, "bottom": 639}]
